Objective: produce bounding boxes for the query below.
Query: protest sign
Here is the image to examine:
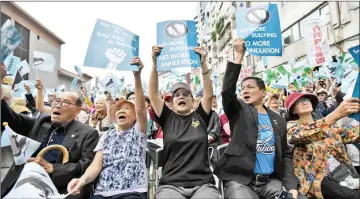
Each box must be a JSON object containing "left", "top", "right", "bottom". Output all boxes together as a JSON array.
[
  {"left": 349, "top": 45, "right": 360, "bottom": 66},
  {"left": 13, "top": 80, "right": 36, "bottom": 98},
  {"left": 1, "top": 19, "right": 23, "bottom": 63},
  {"left": 302, "top": 17, "right": 331, "bottom": 65},
  {"left": 84, "top": 19, "right": 139, "bottom": 71},
  {"left": 156, "top": 20, "right": 200, "bottom": 71},
  {"left": 33, "top": 51, "right": 56, "bottom": 73},
  {"left": 4, "top": 55, "right": 20, "bottom": 76},
  {"left": 17, "top": 60, "right": 31, "bottom": 77},
  {"left": 236, "top": 4, "right": 282, "bottom": 56},
  {"left": 2, "top": 123, "right": 41, "bottom": 165},
  {"left": 4, "top": 162, "right": 70, "bottom": 199}
]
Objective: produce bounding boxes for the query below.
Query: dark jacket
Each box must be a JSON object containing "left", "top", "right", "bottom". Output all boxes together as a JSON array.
[
  {"left": 214, "top": 61, "right": 299, "bottom": 191},
  {"left": 1, "top": 99, "right": 99, "bottom": 197},
  {"left": 208, "top": 110, "right": 221, "bottom": 148}
]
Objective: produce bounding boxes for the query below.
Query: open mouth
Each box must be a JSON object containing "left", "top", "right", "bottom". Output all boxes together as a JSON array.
[
  {"left": 243, "top": 96, "right": 250, "bottom": 100},
  {"left": 178, "top": 101, "right": 186, "bottom": 106},
  {"left": 53, "top": 111, "right": 61, "bottom": 116},
  {"left": 118, "top": 115, "right": 126, "bottom": 120}
]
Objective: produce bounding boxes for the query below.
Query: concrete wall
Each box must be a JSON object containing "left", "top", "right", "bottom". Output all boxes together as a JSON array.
[{"left": 1, "top": 2, "right": 64, "bottom": 89}]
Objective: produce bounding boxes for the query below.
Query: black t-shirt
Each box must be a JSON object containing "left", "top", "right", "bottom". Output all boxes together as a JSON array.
[{"left": 157, "top": 103, "right": 215, "bottom": 187}]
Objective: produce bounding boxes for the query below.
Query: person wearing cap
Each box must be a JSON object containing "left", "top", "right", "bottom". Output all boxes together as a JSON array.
[
  {"left": 150, "top": 46, "right": 220, "bottom": 198},
  {"left": 67, "top": 57, "right": 148, "bottom": 199},
  {"left": 315, "top": 88, "right": 336, "bottom": 117},
  {"left": 214, "top": 38, "right": 299, "bottom": 199},
  {"left": 285, "top": 92, "right": 360, "bottom": 199}
]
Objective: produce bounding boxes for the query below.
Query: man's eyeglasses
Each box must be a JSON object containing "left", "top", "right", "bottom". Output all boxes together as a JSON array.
[{"left": 51, "top": 100, "right": 77, "bottom": 107}]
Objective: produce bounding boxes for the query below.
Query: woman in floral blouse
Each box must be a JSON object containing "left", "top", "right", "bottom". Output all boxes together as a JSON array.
[
  {"left": 67, "top": 57, "right": 148, "bottom": 199},
  {"left": 285, "top": 92, "right": 360, "bottom": 199}
]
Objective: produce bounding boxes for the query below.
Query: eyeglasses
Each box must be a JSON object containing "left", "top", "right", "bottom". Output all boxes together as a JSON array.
[
  {"left": 295, "top": 97, "right": 311, "bottom": 105},
  {"left": 51, "top": 99, "right": 77, "bottom": 107},
  {"left": 173, "top": 91, "right": 191, "bottom": 98}
]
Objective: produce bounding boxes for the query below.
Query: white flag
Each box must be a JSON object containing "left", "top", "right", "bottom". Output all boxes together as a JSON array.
[
  {"left": 4, "top": 162, "right": 71, "bottom": 199},
  {"left": 302, "top": 16, "right": 331, "bottom": 66},
  {"left": 33, "top": 51, "right": 56, "bottom": 73},
  {"left": 17, "top": 60, "right": 31, "bottom": 77},
  {"left": 2, "top": 123, "right": 41, "bottom": 165}
]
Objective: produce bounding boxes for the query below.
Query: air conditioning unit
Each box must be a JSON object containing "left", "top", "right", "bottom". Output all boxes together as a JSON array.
[{"left": 284, "top": 36, "right": 292, "bottom": 45}]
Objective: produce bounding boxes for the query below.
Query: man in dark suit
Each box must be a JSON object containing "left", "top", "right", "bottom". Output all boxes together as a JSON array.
[
  {"left": 0, "top": 64, "right": 99, "bottom": 198},
  {"left": 214, "top": 39, "right": 300, "bottom": 199}
]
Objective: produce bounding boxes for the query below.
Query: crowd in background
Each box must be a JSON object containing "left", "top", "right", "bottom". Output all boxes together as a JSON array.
[{"left": 0, "top": 38, "right": 359, "bottom": 199}]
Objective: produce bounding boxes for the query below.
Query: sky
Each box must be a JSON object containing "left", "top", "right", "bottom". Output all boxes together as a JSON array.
[{"left": 16, "top": 2, "right": 197, "bottom": 85}]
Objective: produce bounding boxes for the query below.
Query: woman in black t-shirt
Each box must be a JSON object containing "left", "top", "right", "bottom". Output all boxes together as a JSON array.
[{"left": 149, "top": 46, "right": 220, "bottom": 199}]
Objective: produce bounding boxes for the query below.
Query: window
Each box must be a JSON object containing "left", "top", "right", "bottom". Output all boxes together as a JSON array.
[
  {"left": 282, "top": 23, "right": 301, "bottom": 46},
  {"left": 1, "top": 12, "right": 10, "bottom": 27},
  {"left": 246, "top": 55, "right": 251, "bottom": 66},
  {"left": 282, "top": 28, "right": 292, "bottom": 45},
  {"left": 320, "top": 4, "right": 330, "bottom": 24},
  {"left": 300, "top": 10, "right": 320, "bottom": 37},
  {"left": 14, "top": 22, "right": 30, "bottom": 80}
]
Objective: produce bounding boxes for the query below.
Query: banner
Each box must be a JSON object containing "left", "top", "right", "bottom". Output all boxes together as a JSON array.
[
  {"left": 4, "top": 55, "right": 20, "bottom": 76},
  {"left": 236, "top": 4, "right": 282, "bottom": 56},
  {"left": 84, "top": 19, "right": 139, "bottom": 71},
  {"left": 17, "top": 60, "right": 31, "bottom": 77},
  {"left": 240, "top": 68, "right": 253, "bottom": 79},
  {"left": 33, "top": 51, "right": 56, "bottom": 73},
  {"left": 1, "top": 19, "right": 23, "bottom": 63},
  {"left": 156, "top": 20, "right": 200, "bottom": 71},
  {"left": 349, "top": 45, "right": 360, "bottom": 66},
  {"left": 302, "top": 17, "right": 331, "bottom": 65},
  {"left": 4, "top": 162, "right": 70, "bottom": 199}
]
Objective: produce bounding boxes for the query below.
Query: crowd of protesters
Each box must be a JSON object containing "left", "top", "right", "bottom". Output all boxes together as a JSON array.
[{"left": 0, "top": 38, "right": 359, "bottom": 199}]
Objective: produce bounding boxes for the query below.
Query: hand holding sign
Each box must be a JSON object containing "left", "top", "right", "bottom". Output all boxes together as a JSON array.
[
  {"left": 105, "top": 48, "right": 127, "bottom": 70},
  {"left": 233, "top": 38, "right": 246, "bottom": 64},
  {"left": 152, "top": 46, "right": 163, "bottom": 65},
  {"left": 194, "top": 47, "right": 206, "bottom": 63},
  {"left": 35, "top": 80, "right": 44, "bottom": 91},
  {"left": 130, "top": 56, "right": 144, "bottom": 76}
]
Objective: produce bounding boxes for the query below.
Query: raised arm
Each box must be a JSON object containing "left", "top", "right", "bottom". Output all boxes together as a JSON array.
[
  {"left": 149, "top": 46, "right": 165, "bottom": 118},
  {"left": 195, "top": 47, "right": 213, "bottom": 114},
  {"left": 130, "top": 57, "right": 148, "bottom": 133},
  {"left": 221, "top": 38, "right": 245, "bottom": 119},
  {"left": 0, "top": 64, "right": 35, "bottom": 133},
  {"left": 35, "top": 80, "right": 52, "bottom": 114}
]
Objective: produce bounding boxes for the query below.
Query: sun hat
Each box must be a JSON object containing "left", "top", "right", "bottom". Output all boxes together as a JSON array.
[
  {"left": 10, "top": 98, "right": 30, "bottom": 114},
  {"left": 108, "top": 97, "right": 135, "bottom": 123},
  {"left": 285, "top": 92, "right": 319, "bottom": 120}
]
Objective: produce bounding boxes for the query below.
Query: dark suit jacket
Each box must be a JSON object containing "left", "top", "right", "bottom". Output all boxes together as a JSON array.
[
  {"left": 1, "top": 99, "right": 99, "bottom": 196},
  {"left": 213, "top": 62, "right": 299, "bottom": 191}
]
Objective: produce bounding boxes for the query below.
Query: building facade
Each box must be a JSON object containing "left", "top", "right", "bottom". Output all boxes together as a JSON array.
[
  {"left": 1, "top": 2, "right": 91, "bottom": 90},
  {"left": 195, "top": 1, "right": 360, "bottom": 78}
]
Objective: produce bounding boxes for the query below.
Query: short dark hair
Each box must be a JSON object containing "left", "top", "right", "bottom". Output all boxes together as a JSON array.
[
  {"left": 144, "top": 97, "right": 150, "bottom": 104},
  {"left": 241, "top": 77, "right": 266, "bottom": 90},
  {"left": 126, "top": 92, "right": 135, "bottom": 100}
]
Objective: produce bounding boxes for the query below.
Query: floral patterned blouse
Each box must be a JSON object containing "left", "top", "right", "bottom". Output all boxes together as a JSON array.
[{"left": 287, "top": 118, "right": 359, "bottom": 199}]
